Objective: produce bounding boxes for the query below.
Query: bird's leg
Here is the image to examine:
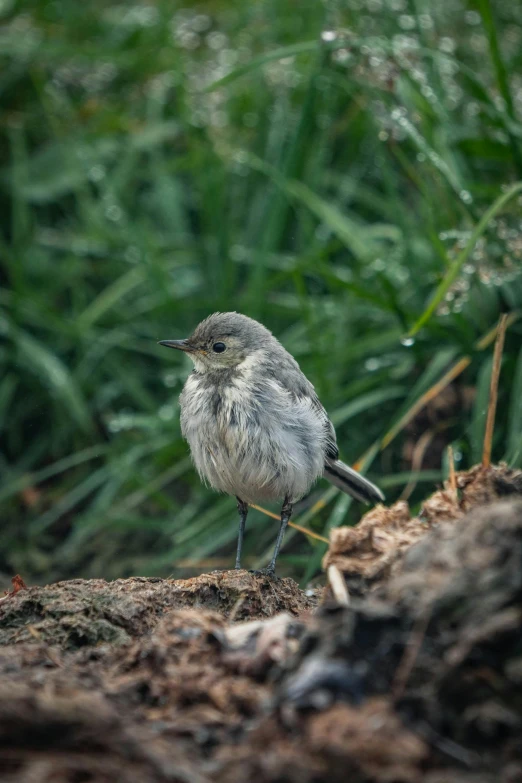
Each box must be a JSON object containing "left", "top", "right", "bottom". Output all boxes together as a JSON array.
[
  {"left": 235, "top": 497, "right": 249, "bottom": 570},
  {"left": 266, "top": 496, "right": 293, "bottom": 575}
]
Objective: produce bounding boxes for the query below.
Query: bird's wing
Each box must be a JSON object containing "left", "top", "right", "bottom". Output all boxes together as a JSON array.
[{"left": 264, "top": 353, "right": 339, "bottom": 461}]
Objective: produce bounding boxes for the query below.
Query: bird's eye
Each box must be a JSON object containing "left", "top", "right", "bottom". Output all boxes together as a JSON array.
[{"left": 212, "top": 342, "right": 226, "bottom": 353}]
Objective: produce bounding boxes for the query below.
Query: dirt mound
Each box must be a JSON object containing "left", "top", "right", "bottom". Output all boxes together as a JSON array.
[
  {"left": 262, "top": 498, "right": 522, "bottom": 782},
  {"left": 0, "top": 569, "right": 315, "bottom": 648},
  {"left": 1, "top": 464, "right": 521, "bottom": 783},
  {"left": 323, "top": 462, "right": 522, "bottom": 596}
]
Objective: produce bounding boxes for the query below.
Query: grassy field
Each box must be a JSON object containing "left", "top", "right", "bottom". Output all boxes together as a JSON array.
[{"left": 1, "top": 0, "right": 522, "bottom": 584}]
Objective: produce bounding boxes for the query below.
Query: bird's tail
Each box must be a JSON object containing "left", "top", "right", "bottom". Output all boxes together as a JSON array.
[{"left": 324, "top": 458, "right": 384, "bottom": 504}]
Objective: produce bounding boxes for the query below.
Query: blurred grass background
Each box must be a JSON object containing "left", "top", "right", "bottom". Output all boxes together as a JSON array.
[{"left": 1, "top": 0, "right": 522, "bottom": 585}]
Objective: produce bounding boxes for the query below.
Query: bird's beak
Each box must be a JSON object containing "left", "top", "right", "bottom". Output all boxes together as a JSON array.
[{"left": 158, "top": 339, "right": 196, "bottom": 353}]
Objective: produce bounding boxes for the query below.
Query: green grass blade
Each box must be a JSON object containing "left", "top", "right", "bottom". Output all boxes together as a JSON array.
[
  {"left": 330, "top": 386, "right": 405, "bottom": 428},
  {"left": 77, "top": 266, "right": 146, "bottom": 329},
  {"left": 14, "top": 329, "right": 93, "bottom": 434},
  {"left": 204, "top": 41, "right": 319, "bottom": 92},
  {"left": 0, "top": 445, "right": 107, "bottom": 503},
  {"left": 408, "top": 182, "right": 522, "bottom": 337}
]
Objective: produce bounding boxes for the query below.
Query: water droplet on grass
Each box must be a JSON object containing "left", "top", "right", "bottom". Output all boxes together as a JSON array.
[
  {"left": 321, "top": 30, "right": 337, "bottom": 42},
  {"left": 401, "top": 337, "right": 415, "bottom": 347},
  {"left": 105, "top": 205, "right": 123, "bottom": 222},
  {"left": 89, "top": 165, "right": 106, "bottom": 182},
  {"left": 159, "top": 405, "right": 175, "bottom": 421}
]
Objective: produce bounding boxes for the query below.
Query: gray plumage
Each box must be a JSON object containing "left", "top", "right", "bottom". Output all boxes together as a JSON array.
[{"left": 159, "top": 312, "right": 384, "bottom": 574}]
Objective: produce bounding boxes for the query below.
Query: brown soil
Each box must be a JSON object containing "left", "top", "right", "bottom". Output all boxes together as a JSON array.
[{"left": 1, "top": 464, "right": 522, "bottom": 783}]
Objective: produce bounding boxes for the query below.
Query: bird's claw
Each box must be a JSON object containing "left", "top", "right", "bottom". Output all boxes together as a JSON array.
[{"left": 248, "top": 566, "right": 278, "bottom": 579}]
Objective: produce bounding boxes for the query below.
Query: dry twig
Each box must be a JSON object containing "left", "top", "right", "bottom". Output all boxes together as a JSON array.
[
  {"left": 251, "top": 504, "right": 329, "bottom": 544},
  {"left": 482, "top": 313, "right": 508, "bottom": 468},
  {"left": 327, "top": 564, "right": 350, "bottom": 606},
  {"left": 400, "top": 429, "right": 436, "bottom": 501}
]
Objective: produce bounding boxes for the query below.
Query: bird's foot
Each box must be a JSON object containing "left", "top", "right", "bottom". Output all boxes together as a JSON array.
[{"left": 248, "top": 566, "right": 278, "bottom": 579}]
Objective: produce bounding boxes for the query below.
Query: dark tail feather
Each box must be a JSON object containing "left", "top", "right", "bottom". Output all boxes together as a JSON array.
[{"left": 324, "top": 459, "right": 384, "bottom": 504}]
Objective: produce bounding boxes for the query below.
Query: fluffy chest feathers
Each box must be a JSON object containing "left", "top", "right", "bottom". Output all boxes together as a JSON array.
[
  {"left": 178, "top": 356, "right": 328, "bottom": 503},
  {"left": 181, "top": 365, "right": 255, "bottom": 450}
]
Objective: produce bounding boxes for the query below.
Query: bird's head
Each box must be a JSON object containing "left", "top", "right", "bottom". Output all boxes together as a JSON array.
[{"left": 159, "top": 312, "right": 273, "bottom": 372}]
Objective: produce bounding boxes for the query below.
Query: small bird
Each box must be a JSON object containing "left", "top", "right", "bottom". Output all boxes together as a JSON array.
[{"left": 160, "top": 313, "right": 384, "bottom": 574}]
